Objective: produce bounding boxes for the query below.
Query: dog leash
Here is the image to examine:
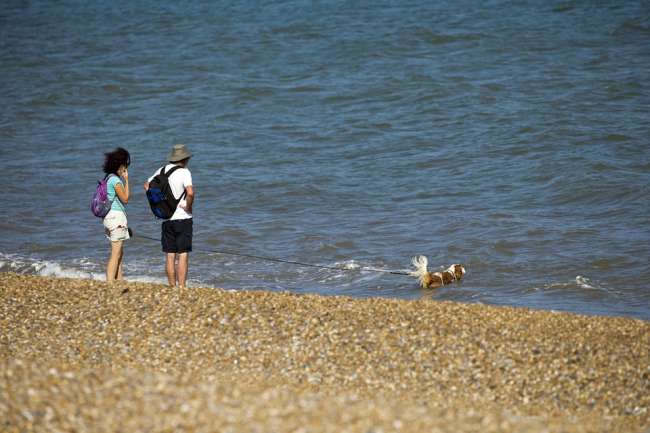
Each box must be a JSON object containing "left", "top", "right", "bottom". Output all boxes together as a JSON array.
[{"left": 132, "top": 232, "right": 411, "bottom": 276}]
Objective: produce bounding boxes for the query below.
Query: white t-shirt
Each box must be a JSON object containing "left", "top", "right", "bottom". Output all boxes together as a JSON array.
[{"left": 148, "top": 164, "right": 193, "bottom": 220}]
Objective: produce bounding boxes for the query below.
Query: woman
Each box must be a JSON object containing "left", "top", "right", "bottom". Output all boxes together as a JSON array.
[{"left": 102, "top": 147, "right": 131, "bottom": 282}]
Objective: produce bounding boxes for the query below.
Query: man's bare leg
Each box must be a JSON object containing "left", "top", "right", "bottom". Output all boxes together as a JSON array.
[
  {"left": 177, "top": 252, "right": 189, "bottom": 288},
  {"left": 166, "top": 253, "right": 177, "bottom": 287}
]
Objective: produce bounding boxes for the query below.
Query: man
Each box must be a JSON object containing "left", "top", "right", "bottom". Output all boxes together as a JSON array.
[{"left": 144, "top": 144, "right": 194, "bottom": 288}]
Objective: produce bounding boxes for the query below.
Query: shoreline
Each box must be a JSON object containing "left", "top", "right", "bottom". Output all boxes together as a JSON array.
[
  {"left": 1, "top": 272, "right": 649, "bottom": 432},
  {"left": 2, "top": 250, "right": 648, "bottom": 322}
]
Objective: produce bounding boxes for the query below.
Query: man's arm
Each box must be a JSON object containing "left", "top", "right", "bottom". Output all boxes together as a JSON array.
[
  {"left": 144, "top": 167, "right": 162, "bottom": 191},
  {"left": 182, "top": 185, "right": 194, "bottom": 214}
]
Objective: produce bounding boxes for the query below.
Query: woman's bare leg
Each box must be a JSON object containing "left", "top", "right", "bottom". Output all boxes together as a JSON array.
[
  {"left": 116, "top": 245, "right": 124, "bottom": 280},
  {"left": 106, "top": 241, "right": 123, "bottom": 283}
]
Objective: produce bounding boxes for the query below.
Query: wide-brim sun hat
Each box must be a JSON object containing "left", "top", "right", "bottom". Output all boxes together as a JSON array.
[{"left": 168, "top": 144, "right": 192, "bottom": 162}]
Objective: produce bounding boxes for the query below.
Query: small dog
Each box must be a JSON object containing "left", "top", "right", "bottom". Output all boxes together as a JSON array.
[{"left": 409, "top": 255, "right": 466, "bottom": 289}]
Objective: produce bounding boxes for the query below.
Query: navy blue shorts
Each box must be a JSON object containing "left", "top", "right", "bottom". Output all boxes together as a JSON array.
[{"left": 161, "top": 219, "right": 193, "bottom": 254}]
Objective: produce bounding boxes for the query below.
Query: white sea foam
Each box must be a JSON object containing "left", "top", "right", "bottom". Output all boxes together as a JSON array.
[
  {"left": 575, "top": 276, "right": 597, "bottom": 290},
  {"left": 2, "top": 253, "right": 102, "bottom": 280},
  {"left": 531, "top": 275, "right": 623, "bottom": 298},
  {"left": 0, "top": 252, "right": 166, "bottom": 285},
  {"left": 336, "top": 260, "right": 361, "bottom": 270},
  {"left": 33, "top": 260, "right": 103, "bottom": 280},
  {"left": 575, "top": 276, "right": 625, "bottom": 296}
]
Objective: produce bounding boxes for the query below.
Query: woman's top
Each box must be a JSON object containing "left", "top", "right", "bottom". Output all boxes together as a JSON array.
[{"left": 107, "top": 175, "right": 126, "bottom": 213}]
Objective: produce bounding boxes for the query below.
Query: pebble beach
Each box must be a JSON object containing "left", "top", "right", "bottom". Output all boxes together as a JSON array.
[{"left": 1, "top": 272, "right": 649, "bottom": 432}]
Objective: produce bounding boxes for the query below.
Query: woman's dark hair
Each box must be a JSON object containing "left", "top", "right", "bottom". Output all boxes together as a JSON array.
[{"left": 103, "top": 147, "right": 131, "bottom": 174}]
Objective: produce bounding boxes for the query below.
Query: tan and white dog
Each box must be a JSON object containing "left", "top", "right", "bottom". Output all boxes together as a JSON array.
[{"left": 409, "top": 255, "right": 466, "bottom": 289}]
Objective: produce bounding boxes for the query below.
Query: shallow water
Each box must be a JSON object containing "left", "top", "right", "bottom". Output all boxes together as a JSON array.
[{"left": 1, "top": 0, "right": 649, "bottom": 320}]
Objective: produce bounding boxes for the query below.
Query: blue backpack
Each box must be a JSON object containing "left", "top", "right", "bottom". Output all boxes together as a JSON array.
[{"left": 146, "top": 165, "right": 186, "bottom": 219}]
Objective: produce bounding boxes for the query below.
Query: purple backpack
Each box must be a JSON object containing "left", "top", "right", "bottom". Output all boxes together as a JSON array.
[{"left": 90, "top": 174, "right": 114, "bottom": 218}]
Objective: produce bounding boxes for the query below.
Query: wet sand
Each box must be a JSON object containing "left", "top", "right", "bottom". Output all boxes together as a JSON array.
[{"left": 1, "top": 272, "right": 648, "bottom": 432}]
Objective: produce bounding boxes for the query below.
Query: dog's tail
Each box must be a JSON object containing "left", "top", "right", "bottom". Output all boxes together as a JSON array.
[{"left": 409, "top": 255, "right": 429, "bottom": 286}]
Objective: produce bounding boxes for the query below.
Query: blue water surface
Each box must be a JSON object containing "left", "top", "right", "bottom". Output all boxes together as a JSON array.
[{"left": 1, "top": 0, "right": 649, "bottom": 320}]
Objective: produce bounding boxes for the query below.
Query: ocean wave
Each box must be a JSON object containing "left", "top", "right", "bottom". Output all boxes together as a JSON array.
[
  {"left": 0, "top": 252, "right": 166, "bottom": 285},
  {"left": 0, "top": 252, "right": 103, "bottom": 280},
  {"left": 531, "top": 275, "right": 624, "bottom": 298}
]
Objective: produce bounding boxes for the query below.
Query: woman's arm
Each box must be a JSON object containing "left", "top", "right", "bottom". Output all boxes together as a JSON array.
[{"left": 114, "top": 168, "right": 130, "bottom": 204}]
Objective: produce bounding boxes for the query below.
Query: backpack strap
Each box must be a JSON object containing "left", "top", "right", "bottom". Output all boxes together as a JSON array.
[
  {"left": 161, "top": 165, "right": 188, "bottom": 200},
  {"left": 164, "top": 165, "right": 182, "bottom": 177},
  {"left": 104, "top": 173, "right": 116, "bottom": 204}
]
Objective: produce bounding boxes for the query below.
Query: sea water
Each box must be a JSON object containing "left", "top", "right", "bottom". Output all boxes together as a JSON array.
[{"left": 1, "top": 0, "right": 649, "bottom": 320}]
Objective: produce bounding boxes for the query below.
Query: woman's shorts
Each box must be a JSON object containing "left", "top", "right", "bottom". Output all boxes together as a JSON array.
[{"left": 103, "top": 210, "right": 130, "bottom": 242}]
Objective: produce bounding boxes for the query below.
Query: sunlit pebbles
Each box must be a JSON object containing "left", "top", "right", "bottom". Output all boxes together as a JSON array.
[{"left": 1, "top": 273, "right": 648, "bottom": 432}]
